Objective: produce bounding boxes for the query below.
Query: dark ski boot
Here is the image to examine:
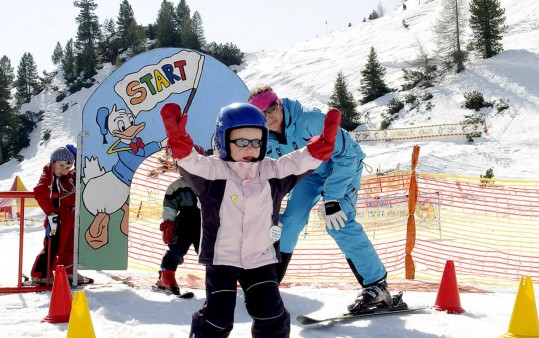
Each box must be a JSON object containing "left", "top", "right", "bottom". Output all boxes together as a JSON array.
[{"left": 348, "top": 279, "right": 392, "bottom": 313}]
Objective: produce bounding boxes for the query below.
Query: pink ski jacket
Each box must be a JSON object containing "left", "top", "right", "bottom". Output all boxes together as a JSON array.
[{"left": 176, "top": 147, "right": 321, "bottom": 269}]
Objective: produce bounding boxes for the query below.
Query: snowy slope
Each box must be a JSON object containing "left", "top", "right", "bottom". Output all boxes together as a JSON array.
[{"left": 237, "top": 0, "right": 539, "bottom": 179}]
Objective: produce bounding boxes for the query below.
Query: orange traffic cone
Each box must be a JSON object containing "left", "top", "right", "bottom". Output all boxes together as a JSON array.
[
  {"left": 433, "top": 260, "right": 465, "bottom": 314},
  {"left": 67, "top": 291, "right": 96, "bottom": 338},
  {"left": 501, "top": 276, "right": 539, "bottom": 337},
  {"left": 42, "top": 265, "right": 72, "bottom": 323}
]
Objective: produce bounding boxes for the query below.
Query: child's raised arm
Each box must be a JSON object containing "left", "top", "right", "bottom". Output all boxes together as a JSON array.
[
  {"left": 160, "top": 103, "right": 193, "bottom": 159},
  {"left": 306, "top": 108, "right": 341, "bottom": 161}
]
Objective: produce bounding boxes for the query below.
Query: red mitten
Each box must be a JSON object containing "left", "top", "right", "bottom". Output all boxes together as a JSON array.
[
  {"left": 160, "top": 103, "right": 193, "bottom": 159},
  {"left": 159, "top": 220, "right": 175, "bottom": 244},
  {"left": 306, "top": 109, "right": 342, "bottom": 161}
]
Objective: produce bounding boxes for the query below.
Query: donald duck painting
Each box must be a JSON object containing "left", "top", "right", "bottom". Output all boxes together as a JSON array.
[{"left": 82, "top": 104, "right": 167, "bottom": 249}]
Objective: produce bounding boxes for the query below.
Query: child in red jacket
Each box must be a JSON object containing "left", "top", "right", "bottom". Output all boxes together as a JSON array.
[{"left": 30, "top": 146, "right": 92, "bottom": 285}]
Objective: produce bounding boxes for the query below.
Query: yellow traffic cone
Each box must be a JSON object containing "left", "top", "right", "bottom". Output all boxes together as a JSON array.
[
  {"left": 501, "top": 276, "right": 539, "bottom": 337},
  {"left": 67, "top": 290, "right": 96, "bottom": 338}
]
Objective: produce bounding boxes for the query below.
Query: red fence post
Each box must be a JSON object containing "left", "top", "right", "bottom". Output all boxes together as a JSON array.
[{"left": 0, "top": 191, "right": 52, "bottom": 293}]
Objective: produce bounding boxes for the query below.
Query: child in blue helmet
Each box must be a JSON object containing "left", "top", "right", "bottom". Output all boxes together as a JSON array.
[{"left": 161, "top": 102, "right": 341, "bottom": 338}]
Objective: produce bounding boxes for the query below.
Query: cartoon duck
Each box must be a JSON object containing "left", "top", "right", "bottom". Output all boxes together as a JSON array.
[{"left": 82, "top": 104, "right": 167, "bottom": 249}]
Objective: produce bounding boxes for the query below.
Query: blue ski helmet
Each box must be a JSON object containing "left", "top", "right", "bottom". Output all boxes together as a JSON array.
[{"left": 214, "top": 102, "right": 268, "bottom": 161}]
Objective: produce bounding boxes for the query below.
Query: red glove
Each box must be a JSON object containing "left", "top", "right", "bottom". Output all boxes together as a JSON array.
[
  {"left": 307, "top": 109, "right": 342, "bottom": 161},
  {"left": 160, "top": 103, "right": 193, "bottom": 159},
  {"left": 159, "top": 220, "right": 175, "bottom": 244}
]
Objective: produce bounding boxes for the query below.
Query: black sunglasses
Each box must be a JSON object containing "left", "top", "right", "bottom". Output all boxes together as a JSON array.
[{"left": 229, "top": 139, "right": 263, "bottom": 148}]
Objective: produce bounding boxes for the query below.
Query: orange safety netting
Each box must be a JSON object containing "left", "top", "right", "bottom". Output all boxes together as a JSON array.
[
  {"left": 126, "top": 151, "right": 539, "bottom": 288},
  {"left": 405, "top": 145, "right": 420, "bottom": 279}
]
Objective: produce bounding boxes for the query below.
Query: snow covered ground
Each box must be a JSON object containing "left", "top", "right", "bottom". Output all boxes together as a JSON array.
[
  {"left": 1, "top": 0, "right": 539, "bottom": 336},
  {"left": 0, "top": 222, "right": 529, "bottom": 337}
]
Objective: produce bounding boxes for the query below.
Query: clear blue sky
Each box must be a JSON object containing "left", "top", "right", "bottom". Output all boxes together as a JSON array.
[{"left": 1, "top": 0, "right": 402, "bottom": 72}]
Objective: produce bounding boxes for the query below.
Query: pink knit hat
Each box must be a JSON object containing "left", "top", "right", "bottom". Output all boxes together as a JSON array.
[{"left": 248, "top": 90, "right": 282, "bottom": 111}]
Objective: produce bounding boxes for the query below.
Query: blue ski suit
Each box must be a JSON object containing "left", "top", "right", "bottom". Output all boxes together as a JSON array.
[{"left": 266, "top": 98, "right": 387, "bottom": 286}]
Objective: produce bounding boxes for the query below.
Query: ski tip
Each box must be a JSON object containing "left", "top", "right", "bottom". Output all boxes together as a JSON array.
[
  {"left": 296, "top": 315, "right": 320, "bottom": 325},
  {"left": 179, "top": 291, "right": 195, "bottom": 299},
  {"left": 151, "top": 285, "right": 195, "bottom": 299}
]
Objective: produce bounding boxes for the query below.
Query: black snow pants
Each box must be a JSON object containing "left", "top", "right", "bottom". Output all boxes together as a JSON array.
[{"left": 190, "top": 264, "right": 290, "bottom": 338}]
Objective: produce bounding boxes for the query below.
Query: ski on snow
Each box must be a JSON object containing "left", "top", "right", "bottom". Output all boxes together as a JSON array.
[
  {"left": 151, "top": 285, "right": 195, "bottom": 299},
  {"left": 296, "top": 292, "right": 428, "bottom": 325},
  {"left": 20, "top": 273, "right": 94, "bottom": 287},
  {"left": 107, "top": 275, "right": 195, "bottom": 298}
]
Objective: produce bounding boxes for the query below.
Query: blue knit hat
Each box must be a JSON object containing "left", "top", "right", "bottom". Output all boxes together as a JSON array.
[{"left": 50, "top": 146, "right": 75, "bottom": 163}]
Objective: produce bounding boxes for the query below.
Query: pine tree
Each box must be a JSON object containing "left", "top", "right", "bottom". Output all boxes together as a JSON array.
[
  {"left": 146, "top": 23, "right": 157, "bottom": 41},
  {"left": 179, "top": 14, "right": 195, "bottom": 49},
  {"left": 62, "top": 39, "right": 77, "bottom": 82},
  {"left": 51, "top": 42, "right": 64, "bottom": 66},
  {"left": 0, "top": 68, "right": 16, "bottom": 163},
  {"left": 191, "top": 11, "right": 207, "bottom": 50},
  {"left": 368, "top": 10, "right": 380, "bottom": 20},
  {"left": 74, "top": 0, "right": 101, "bottom": 79},
  {"left": 155, "top": 0, "right": 179, "bottom": 47},
  {"left": 175, "top": 0, "right": 190, "bottom": 47},
  {"left": 117, "top": 0, "right": 136, "bottom": 51},
  {"left": 328, "top": 71, "right": 359, "bottom": 131},
  {"left": 125, "top": 21, "right": 146, "bottom": 56},
  {"left": 204, "top": 42, "right": 244, "bottom": 66},
  {"left": 376, "top": 1, "right": 385, "bottom": 17},
  {"left": 99, "top": 18, "right": 120, "bottom": 64},
  {"left": 15, "top": 52, "right": 39, "bottom": 106},
  {"left": 176, "top": 0, "right": 190, "bottom": 20},
  {"left": 0, "top": 55, "right": 15, "bottom": 85},
  {"left": 180, "top": 10, "right": 206, "bottom": 51},
  {"left": 434, "top": 0, "right": 467, "bottom": 72},
  {"left": 469, "top": 0, "right": 506, "bottom": 58},
  {"left": 402, "top": 40, "right": 436, "bottom": 90},
  {"left": 360, "top": 47, "right": 390, "bottom": 104}
]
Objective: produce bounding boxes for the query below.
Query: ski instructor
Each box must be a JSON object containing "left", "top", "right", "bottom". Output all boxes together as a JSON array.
[{"left": 248, "top": 86, "right": 390, "bottom": 312}]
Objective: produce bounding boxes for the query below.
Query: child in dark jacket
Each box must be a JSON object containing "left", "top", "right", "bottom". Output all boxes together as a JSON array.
[
  {"left": 161, "top": 102, "right": 341, "bottom": 338},
  {"left": 155, "top": 176, "right": 201, "bottom": 295}
]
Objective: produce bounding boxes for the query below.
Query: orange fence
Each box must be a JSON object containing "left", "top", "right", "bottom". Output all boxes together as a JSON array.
[
  {"left": 3, "top": 149, "right": 538, "bottom": 290},
  {"left": 128, "top": 151, "right": 539, "bottom": 288}
]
